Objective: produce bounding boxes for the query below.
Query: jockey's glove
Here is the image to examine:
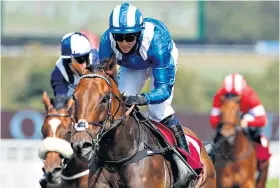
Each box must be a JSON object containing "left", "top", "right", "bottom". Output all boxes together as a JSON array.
[{"left": 123, "top": 94, "right": 148, "bottom": 106}]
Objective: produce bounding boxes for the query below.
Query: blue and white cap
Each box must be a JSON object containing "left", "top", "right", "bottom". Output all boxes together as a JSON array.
[
  {"left": 109, "top": 3, "right": 144, "bottom": 34},
  {"left": 61, "top": 32, "right": 92, "bottom": 59}
]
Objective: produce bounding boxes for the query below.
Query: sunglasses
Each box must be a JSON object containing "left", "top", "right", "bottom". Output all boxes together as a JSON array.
[
  {"left": 113, "top": 34, "right": 136, "bottom": 42},
  {"left": 74, "top": 55, "right": 89, "bottom": 64}
]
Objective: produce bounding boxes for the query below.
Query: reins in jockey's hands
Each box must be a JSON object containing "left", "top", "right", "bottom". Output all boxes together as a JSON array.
[
  {"left": 240, "top": 119, "right": 248, "bottom": 128},
  {"left": 123, "top": 94, "right": 148, "bottom": 106}
]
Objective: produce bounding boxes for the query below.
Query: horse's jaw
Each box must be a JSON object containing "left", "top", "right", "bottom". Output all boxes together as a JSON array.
[
  {"left": 46, "top": 171, "right": 62, "bottom": 186},
  {"left": 47, "top": 181, "right": 62, "bottom": 188}
]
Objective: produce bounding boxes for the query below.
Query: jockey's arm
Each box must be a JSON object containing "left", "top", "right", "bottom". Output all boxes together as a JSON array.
[
  {"left": 141, "top": 42, "right": 174, "bottom": 104},
  {"left": 50, "top": 67, "right": 69, "bottom": 96},
  {"left": 209, "top": 91, "right": 222, "bottom": 129},
  {"left": 98, "top": 30, "right": 114, "bottom": 63},
  {"left": 243, "top": 93, "right": 267, "bottom": 127}
]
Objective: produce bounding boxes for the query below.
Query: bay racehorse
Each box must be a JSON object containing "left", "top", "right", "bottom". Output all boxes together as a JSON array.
[
  {"left": 69, "top": 55, "right": 216, "bottom": 188},
  {"left": 38, "top": 92, "right": 89, "bottom": 188},
  {"left": 213, "top": 95, "right": 270, "bottom": 188}
]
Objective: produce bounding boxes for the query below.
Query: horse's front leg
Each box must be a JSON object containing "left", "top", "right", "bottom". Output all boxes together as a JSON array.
[
  {"left": 88, "top": 167, "right": 112, "bottom": 188},
  {"left": 122, "top": 155, "right": 172, "bottom": 188}
]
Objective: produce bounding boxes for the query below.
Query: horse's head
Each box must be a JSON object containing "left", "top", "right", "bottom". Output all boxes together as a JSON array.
[
  {"left": 70, "top": 54, "right": 124, "bottom": 161},
  {"left": 219, "top": 94, "right": 242, "bottom": 144},
  {"left": 39, "top": 91, "right": 75, "bottom": 185}
]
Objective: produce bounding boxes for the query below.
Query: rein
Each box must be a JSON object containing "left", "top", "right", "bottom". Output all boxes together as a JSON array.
[{"left": 91, "top": 104, "right": 136, "bottom": 152}]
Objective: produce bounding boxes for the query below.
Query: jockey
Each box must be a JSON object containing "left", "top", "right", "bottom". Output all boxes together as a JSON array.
[
  {"left": 98, "top": 3, "right": 190, "bottom": 155},
  {"left": 210, "top": 73, "right": 271, "bottom": 167},
  {"left": 50, "top": 31, "right": 99, "bottom": 97}
]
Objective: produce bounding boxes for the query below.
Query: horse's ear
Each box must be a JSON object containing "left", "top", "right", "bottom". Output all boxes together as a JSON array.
[
  {"left": 42, "top": 91, "right": 53, "bottom": 111},
  {"left": 103, "top": 53, "right": 117, "bottom": 78},
  {"left": 66, "top": 97, "right": 75, "bottom": 114},
  {"left": 71, "top": 58, "right": 91, "bottom": 76}
]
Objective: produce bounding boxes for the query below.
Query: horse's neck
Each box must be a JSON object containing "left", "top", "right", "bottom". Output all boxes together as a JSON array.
[
  {"left": 220, "top": 131, "right": 244, "bottom": 152},
  {"left": 234, "top": 131, "right": 251, "bottom": 155},
  {"left": 98, "top": 115, "right": 140, "bottom": 161}
]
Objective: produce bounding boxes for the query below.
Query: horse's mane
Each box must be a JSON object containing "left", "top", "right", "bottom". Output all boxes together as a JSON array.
[
  {"left": 94, "top": 56, "right": 118, "bottom": 85},
  {"left": 50, "top": 94, "right": 71, "bottom": 110}
]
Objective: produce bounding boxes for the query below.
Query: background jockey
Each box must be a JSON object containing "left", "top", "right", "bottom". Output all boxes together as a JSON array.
[
  {"left": 210, "top": 73, "right": 271, "bottom": 169},
  {"left": 98, "top": 2, "right": 191, "bottom": 155},
  {"left": 50, "top": 31, "right": 99, "bottom": 97}
]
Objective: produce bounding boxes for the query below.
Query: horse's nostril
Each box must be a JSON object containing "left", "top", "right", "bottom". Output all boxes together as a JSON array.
[
  {"left": 82, "top": 142, "right": 92, "bottom": 148},
  {"left": 46, "top": 172, "right": 53, "bottom": 179},
  {"left": 53, "top": 167, "right": 62, "bottom": 174}
]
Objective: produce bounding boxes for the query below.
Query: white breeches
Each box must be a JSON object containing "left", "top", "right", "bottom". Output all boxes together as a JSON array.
[{"left": 118, "top": 67, "right": 176, "bottom": 122}]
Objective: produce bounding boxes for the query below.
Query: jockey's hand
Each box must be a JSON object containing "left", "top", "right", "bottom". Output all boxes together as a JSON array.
[
  {"left": 123, "top": 94, "right": 148, "bottom": 106},
  {"left": 240, "top": 120, "right": 248, "bottom": 128}
]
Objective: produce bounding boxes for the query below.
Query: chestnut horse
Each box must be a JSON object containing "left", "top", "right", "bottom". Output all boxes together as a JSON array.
[
  {"left": 69, "top": 55, "right": 216, "bottom": 188},
  {"left": 213, "top": 95, "right": 265, "bottom": 188},
  {"left": 38, "top": 92, "right": 89, "bottom": 188}
]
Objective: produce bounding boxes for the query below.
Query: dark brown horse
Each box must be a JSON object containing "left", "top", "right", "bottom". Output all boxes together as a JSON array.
[
  {"left": 214, "top": 95, "right": 259, "bottom": 188},
  {"left": 69, "top": 55, "right": 216, "bottom": 188},
  {"left": 39, "top": 92, "right": 89, "bottom": 188}
]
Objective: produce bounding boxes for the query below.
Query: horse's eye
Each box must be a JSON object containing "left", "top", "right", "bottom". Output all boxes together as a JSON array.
[{"left": 100, "top": 96, "right": 109, "bottom": 104}]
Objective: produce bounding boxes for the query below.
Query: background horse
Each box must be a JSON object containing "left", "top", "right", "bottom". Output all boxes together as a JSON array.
[
  {"left": 39, "top": 92, "right": 89, "bottom": 188},
  {"left": 214, "top": 95, "right": 257, "bottom": 188},
  {"left": 69, "top": 55, "right": 216, "bottom": 188}
]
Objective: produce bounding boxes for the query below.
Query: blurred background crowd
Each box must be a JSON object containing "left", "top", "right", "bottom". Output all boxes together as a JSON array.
[{"left": 0, "top": 1, "right": 279, "bottom": 187}]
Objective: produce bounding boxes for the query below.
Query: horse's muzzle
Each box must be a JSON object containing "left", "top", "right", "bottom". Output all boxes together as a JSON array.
[
  {"left": 71, "top": 141, "right": 93, "bottom": 161},
  {"left": 43, "top": 167, "right": 62, "bottom": 185}
]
